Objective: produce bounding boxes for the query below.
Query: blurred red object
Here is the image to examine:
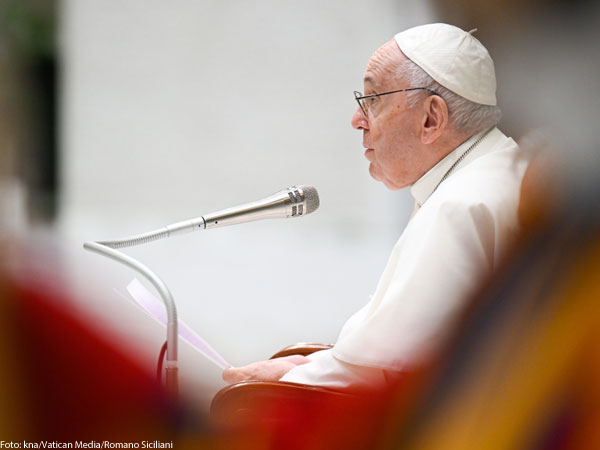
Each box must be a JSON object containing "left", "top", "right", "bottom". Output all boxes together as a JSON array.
[{"left": 0, "top": 272, "right": 178, "bottom": 442}]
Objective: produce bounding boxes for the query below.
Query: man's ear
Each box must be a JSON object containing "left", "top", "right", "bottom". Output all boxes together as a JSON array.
[{"left": 420, "top": 95, "right": 448, "bottom": 144}]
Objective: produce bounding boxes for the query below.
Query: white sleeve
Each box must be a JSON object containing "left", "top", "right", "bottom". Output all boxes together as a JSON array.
[
  {"left": 332, "top": 198, "right": 497, "bottom": 370},
  {"left": 279, "top": 348, "right": 392, "bottom": 389}
]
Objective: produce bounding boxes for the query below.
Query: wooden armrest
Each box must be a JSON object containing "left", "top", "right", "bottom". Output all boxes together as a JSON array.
[
  {"left": 270, "top": 342, "right": 333, "bottom": 359},
  {"left": 211, "top": 380, "right": 358, "bottom": 426},
  {"left": 210, "top": 380, "right": 385, "bottom": 448}
]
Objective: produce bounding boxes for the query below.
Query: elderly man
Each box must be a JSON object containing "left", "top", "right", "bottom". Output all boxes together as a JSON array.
[{"left": 223, "top": 23, "right": 529, "bottom": 389}]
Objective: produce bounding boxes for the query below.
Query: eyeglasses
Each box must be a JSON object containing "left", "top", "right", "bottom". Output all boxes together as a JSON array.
[{"left": 353, "top": 87, "right": 439, "bottom": 117}]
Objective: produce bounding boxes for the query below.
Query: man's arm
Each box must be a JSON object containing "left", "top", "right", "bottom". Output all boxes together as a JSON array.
[
  {"left": 222, "top": 348, "right": 392, "bottom": 389},
  {"left": 222, "top": 354, "right": 310, "bottom": 384},
  {"left": 280, "top": 348, "right": 392, "bottom": 389}
]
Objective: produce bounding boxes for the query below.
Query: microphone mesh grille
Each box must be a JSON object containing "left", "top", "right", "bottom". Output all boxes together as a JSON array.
[{"left": 300, "top": 185, "right": 320, "bottom": 214}]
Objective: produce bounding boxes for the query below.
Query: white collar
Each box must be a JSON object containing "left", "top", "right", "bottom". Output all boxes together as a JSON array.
[{"left": 410, "top": 127, "right": 496, "bottom": 207}]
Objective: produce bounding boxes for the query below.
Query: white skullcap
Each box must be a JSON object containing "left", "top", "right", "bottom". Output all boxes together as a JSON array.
[{"left": 394, "top": 23, "right": 497, "bottom": 106}]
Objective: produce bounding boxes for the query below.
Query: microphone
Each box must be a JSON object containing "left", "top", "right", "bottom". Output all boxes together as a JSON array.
[
  {"left": 203, "top": 185, "right": 319, "bottom": 229},
  {"left": 93, "top": 185, "right": 319, "bottom": 249}
]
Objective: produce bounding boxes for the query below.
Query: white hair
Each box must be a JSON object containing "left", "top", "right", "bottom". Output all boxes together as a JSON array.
[{"left": 397, "top": 57, "right": 502, "bottom": 136}]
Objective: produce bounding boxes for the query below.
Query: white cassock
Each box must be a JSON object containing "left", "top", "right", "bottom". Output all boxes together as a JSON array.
[{"left": 280, "top": 127, "right": 530, "bottom": 389}]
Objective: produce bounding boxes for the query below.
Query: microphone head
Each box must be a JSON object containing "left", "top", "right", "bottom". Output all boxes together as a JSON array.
[{"left": 298, "top": 185, "right": 320, "bottom": 214}]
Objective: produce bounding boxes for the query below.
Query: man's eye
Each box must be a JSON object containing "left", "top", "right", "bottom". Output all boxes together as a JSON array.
[{"left": 368, "top": 97, "right": 378, "bottom": 105}]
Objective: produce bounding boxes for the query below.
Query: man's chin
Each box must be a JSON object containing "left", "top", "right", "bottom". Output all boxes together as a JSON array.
[
  {"left": 369, "top": 167, "right": 397, "bottom": 189},
  {"left": 369, "top": 165, "right": 384, "bottom": 182},
  {"left": 380, "top": 179, "right": 397, "bottom": 190},
  {"left": 378, "top": 176, "right": 406, "bottom": 191},
  {"left": 370, "top": 174, "right": 399, "bottom": 190}
]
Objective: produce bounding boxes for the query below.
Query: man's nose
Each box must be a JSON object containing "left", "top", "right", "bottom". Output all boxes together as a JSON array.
[{"left": 351, "top": 107, "right": 369, "bottom": 130}]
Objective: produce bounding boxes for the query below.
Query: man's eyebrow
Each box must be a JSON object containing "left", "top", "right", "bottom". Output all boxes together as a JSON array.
[
  {"left": 363, "top": 76, "right": 375, "bottom": 85},
  {"left": 363, "top": 76, "right": 380, "bottom": 92}
]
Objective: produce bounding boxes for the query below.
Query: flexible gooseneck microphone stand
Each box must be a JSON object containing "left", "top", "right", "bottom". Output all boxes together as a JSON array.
[
  {"left": 84, "top": 228, "right": 186, "bottom": 398},
  {"left": 83, "top": 185, "right": 320, "bottom": 401}
]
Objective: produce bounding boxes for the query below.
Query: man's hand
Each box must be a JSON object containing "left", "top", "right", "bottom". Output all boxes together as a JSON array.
[{"left": 222, "top": 355, "right": 310, "bottom": 384}]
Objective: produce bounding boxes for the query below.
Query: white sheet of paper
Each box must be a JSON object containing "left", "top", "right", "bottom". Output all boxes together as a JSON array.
[{"left": 125, "top": 277, "right": 231, "bottom": 369}]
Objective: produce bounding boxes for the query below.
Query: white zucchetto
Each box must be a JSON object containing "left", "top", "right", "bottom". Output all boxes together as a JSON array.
[{"left": 394, "top": 23, "right": 497, "bottom": 106}]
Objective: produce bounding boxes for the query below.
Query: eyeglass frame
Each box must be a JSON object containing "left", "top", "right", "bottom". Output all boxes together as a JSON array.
[{"left": 353, "top": 87, "right": 440, "bottom": 117}]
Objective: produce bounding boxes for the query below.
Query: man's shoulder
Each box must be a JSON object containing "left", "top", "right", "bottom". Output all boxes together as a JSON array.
[
  {"left": 448, "top": 132, "right": 526, "bottom": 190},
  {"left": 427, "top": 142, "right": 529, "bottom": 218}
]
